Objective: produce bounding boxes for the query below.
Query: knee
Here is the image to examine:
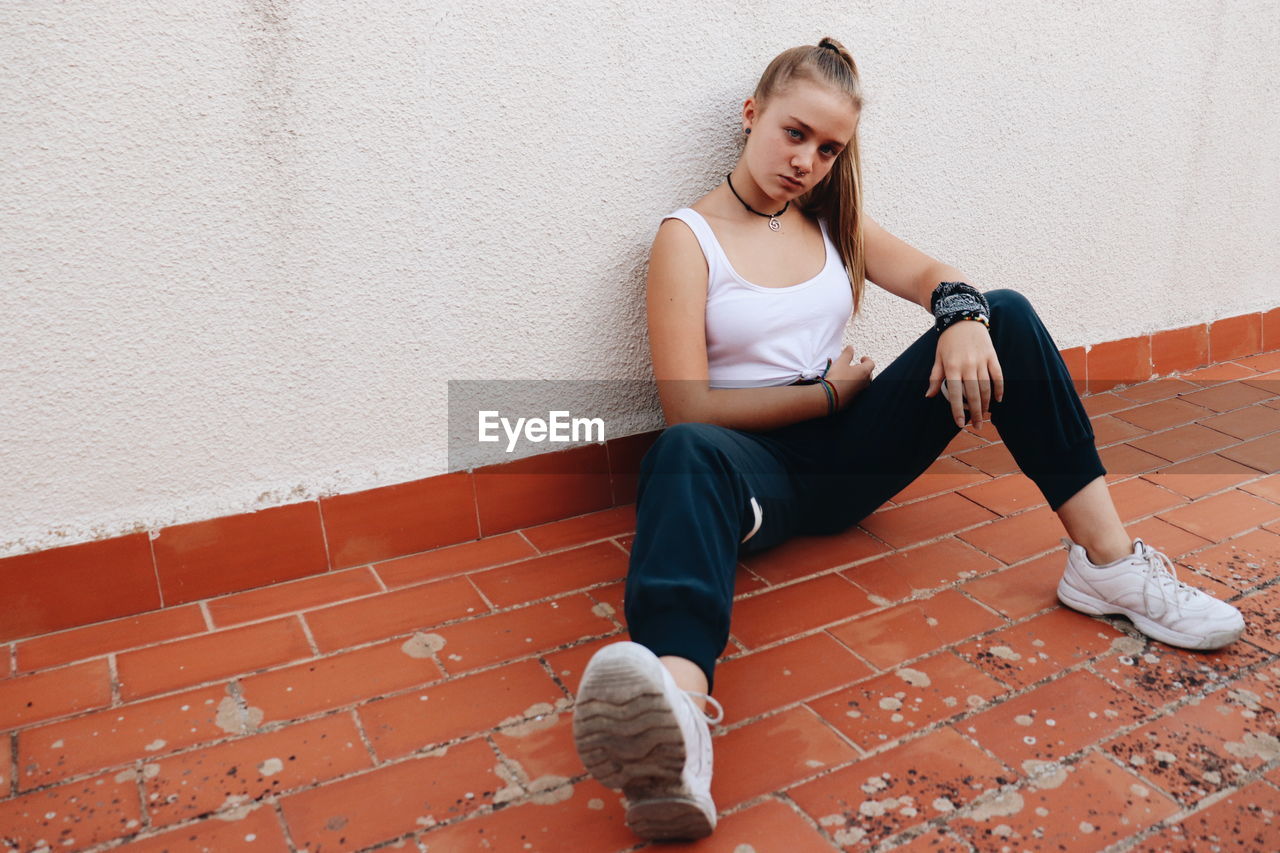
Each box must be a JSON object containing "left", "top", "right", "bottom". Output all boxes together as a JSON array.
[
  {"left": 986, "top": 289, "right": 1047, "bottom": 340},
  {"left": 986, "top": 288, "right": 1036, "bottom": 320}
]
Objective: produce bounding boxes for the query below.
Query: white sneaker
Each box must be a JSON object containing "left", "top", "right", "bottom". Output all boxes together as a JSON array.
[
  {"left": 572, "top": 641, "right": 724, "bottom": 840},
  {"left": 1057, "top": 538, "right": 1245, "bottom": 650}
]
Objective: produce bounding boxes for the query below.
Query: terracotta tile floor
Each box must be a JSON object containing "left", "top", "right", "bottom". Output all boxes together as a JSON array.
[{"left": 4, "top": 361, "right": 1280, "bottom": 852}]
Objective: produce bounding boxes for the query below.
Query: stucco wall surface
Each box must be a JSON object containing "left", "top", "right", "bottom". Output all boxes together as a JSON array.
[{"left": 2, "top": 1, "right": 1277, "bottom": 557}]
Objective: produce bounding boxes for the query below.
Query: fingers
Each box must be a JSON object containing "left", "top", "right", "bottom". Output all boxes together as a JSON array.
[
  {"left": 963, "top": 376, "right": 981, "bottom": 427},
  {"left": 974, "top": 355, "right": 1006, "bottom": 427},
  {"left": 980, "top": 371, "right": 993, "bottom": 417},
  {"left": 975, "top": 370, "right": 992, "bottom": 429},
  {"left": 938, "top": 373, "right": 993, "bottom": 430},
  {"left": 949, "top": 379, "right": 967, "bottom": 428},
  {"left": 933, "top": 338, "right": 1006, "bottom": 429},
  {"left": 925, "top": 355, "right": 944, "bottom": 399}
]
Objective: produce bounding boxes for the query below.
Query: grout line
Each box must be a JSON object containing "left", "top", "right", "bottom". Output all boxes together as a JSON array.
[
  {"left": 468, "top": 471, "right": 484, "bottom": 544},
  {"left": 1087, "top": 742, "right": 1186, "bottom": 817},
  {"left": 741, "top": 565, "right": 771, "bottom": 589},
  {"left": 131, "top": 756, "right": 152, "bottom": 836},
  {"left": 348, "top": 706, "right": 379, "bottom": 766},
  {"left": 146, "top": 531, "right": 166, "bottom": 610},
  {"left": 583, "top": 590, "right": 623, "bottom": 631},
  {"left": 603, "top": 437, "right": 619, "bottom": 508},
  {"left": 197, "top": 600, "right": 214, "bottom": 632},
  {"left": 296, "top": 614, "right": 320, "bottom": 657},
  {"left": 429, "top": 643, "right": 449, "bottom": 679},
  {"left": 6, "top": 730, "right": 15, "bottom": 800},
  {"left": 732, "top": 529, "right": 1018, "bottom": 605},
  {"left": 604, "top": 536, "right": 631, "bottom": 561},
  {"left": 107, "top": 653, "right": 121, "bottom": 707},
  {"left": 380, "top": 533, "right": 609, "bottom": 592},
  {"left": 313, "top": 499, "right": 335, "bottom": 573},
  {"left": 464, "top": 574, "right": 496, "bottom": 612},
  {"left": 535, "top": 655, "right": 574, "bottom": 700},
  {"left": 272, "top": 798, "right": 301, "bottom": 853},
  {"left": 772, "top": 791, "right": 853, "bottom": 851},
  {"left": 514, "top": 527, "right": 539, "bottom": 554},
  {"left": 822, "top": 626, "right": 883, "bottom": 676}
]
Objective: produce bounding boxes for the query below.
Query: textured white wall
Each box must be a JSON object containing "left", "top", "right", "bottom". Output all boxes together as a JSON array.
[{"left": 2, "top": 1, "right": 1277, "bottom": 557}]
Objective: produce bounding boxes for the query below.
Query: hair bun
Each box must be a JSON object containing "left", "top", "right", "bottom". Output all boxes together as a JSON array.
[{"left": 816, "top": 37, "right": 857, "bottom": 73}]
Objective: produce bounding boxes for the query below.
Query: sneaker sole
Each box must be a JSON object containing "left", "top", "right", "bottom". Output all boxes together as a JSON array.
[
  {"left": 572, "top": 645, "right": 714, "bottom": 840},
  {"left": 1057, "top": 580, "right": 1243, "bottom": 650}
]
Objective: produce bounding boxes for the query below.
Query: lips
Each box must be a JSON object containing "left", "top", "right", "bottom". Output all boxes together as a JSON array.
[{"left": 780, "top": 175, "right": 804, "bottom": 190}]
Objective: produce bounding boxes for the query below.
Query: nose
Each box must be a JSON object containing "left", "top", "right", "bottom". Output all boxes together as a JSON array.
[{"left": 792, "top": 146, "right": 815, "bottom": 176}]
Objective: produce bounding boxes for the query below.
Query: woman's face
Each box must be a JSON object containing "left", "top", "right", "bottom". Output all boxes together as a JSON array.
[{"left": 742, "top": 77, "right": 860, "bottom": 202}]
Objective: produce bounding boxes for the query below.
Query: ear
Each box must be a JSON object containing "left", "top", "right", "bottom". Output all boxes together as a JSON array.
[{"left": 741, "top": 97, "right": 758, "bottom": 131}]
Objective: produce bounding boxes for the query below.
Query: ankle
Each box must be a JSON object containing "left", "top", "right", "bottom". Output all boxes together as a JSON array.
[
  {"left": 1082, "top": 538, "right": 1135, "bottom": 567},
  {"left": 659, "top": 655, "right": 710, "bottom": 706}
]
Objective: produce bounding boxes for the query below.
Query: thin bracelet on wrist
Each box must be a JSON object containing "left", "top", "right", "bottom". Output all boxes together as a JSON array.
[
  {"left": 816, "top": 378, "right": 834, "bottom": 415},
  {"left": 824, "top": 377, "right": 840, "bottom": 411},
  {"left": 818, "top": 378, "right": 838, "bottom": 414}
]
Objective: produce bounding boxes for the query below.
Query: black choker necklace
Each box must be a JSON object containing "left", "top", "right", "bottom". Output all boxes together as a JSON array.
[{"left": 726, "top": 173, "right": 789, "bottom": 232}]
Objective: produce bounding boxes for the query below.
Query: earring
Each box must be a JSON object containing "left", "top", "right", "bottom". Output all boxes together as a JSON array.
[{"left": 744, "top": 127, "right": 751, "bottom": 135}]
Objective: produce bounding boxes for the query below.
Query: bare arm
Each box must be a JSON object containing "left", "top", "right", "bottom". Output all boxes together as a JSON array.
[
  {"left": 862, "top": 214, "right": 1003, "bottom": 428},
  {"left": 647, "top": 219, "right": 838, "bottom": 430},
  {"left": 862, "top": 215, "right": 968, "bottom": 310}
]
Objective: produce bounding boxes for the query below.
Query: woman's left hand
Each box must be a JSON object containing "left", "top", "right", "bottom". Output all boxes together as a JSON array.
[{"left": 924, "top": 320, "right": 1005, "bottom": 431}]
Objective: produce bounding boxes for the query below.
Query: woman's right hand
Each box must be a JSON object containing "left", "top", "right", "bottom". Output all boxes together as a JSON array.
[{"left": 825, "top": 345, "right": 875, "bottom": 410}]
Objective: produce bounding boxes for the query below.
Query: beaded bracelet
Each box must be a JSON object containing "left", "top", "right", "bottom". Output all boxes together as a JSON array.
[{"left": 937, "top": 310, "right": 991, "bottom": 334}]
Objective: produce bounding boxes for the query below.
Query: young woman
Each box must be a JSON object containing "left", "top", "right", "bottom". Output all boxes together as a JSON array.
[{"left": 571, "top": 37, "right": 1244, "bottom": 842}]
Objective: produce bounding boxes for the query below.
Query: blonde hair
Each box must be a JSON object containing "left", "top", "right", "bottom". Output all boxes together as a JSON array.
[{"left": 752, "top": 37, "right": 866, "bottom": 314}]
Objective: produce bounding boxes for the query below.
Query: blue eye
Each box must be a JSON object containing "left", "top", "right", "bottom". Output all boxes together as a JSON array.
[{"left": 787, "top": 128, "right": 802, "bottom": 139}]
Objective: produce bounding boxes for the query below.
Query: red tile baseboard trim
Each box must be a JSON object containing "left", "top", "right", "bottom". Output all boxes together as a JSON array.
[{"left": 3, "top": 307, "right": 1277, "bottom": 643}]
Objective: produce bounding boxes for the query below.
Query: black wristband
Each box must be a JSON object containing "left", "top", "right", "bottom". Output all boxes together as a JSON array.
[{"left": 931, "top": 281, "right": 990, "bottom": 333}]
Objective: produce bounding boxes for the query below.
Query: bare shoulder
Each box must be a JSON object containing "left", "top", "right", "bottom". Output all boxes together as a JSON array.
[
  {"left": 647, "top": 210, "right": 713, "bottom": 388},
  {"left": 649, "top": 216, "right": 708, "bottom": 288}
]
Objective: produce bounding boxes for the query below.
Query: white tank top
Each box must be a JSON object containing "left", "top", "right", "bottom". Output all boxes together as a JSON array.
[{"left": 663, "top": 208, "right": 853, "bottom": 388}]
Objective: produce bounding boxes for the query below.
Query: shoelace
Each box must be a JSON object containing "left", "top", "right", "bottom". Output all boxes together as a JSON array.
[
  {"left": 1136, "top": 541, "right": 1200, "bottom": 620},
  {"left": 684, "top": 691, "right": 725, "bottom": 724},
  {"left": 681, "top": 692, "right": 724, "bottom": 778}
]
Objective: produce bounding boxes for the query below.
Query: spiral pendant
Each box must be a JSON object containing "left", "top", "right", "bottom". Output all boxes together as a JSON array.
[{"left": 768, "top": 217, "right": 781, "bottom": 232}]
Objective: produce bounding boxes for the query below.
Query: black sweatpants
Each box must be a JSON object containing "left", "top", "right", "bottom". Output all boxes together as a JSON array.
[{"left": 623, "top": 289, "right": 1106, "bottom": 690}]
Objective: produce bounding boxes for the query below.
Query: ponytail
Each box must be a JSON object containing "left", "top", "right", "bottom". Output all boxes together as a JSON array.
[{"left": 752, "top": 37, "right": 866, "bottom": 315}]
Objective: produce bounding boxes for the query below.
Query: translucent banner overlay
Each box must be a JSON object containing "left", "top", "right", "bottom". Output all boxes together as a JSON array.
[{"left": 447, "top": 377, "right": 1278, "bottom": 477}]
